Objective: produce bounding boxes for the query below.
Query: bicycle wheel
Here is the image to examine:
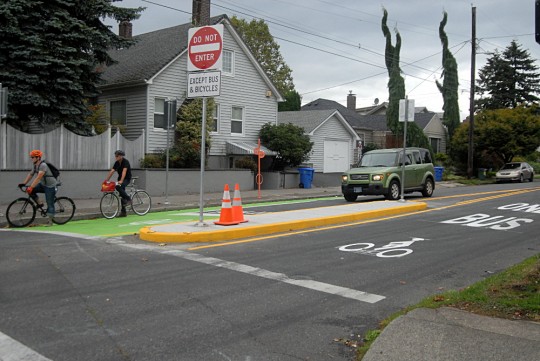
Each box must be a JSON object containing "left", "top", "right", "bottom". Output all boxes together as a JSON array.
[
  {"left": 6, "top": 198, "right": 36, "bottom": 227},
  {"left": 131, "top": 190, "right": 151, "bottom": 215},
  {"left": 100, "top": 193, "right": 120, "bottom": 219},
  {"left": 52, "top": 197, "right": 76, "bottom": 225}
]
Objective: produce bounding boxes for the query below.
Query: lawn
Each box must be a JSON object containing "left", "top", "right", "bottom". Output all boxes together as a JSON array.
[{"left": 356, "top": 253, "right": 540, "bottom": 360}]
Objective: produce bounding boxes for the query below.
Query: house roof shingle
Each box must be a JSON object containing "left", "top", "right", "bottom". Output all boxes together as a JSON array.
[
  {"left": 301, "top": 98, "right": 437, "bottom": 131},
  {"left": 101, "top": 15, "right": 227, "bottom": 87},
  {"left": 278, "top": 109, "right": 336, "bottom": 133}
]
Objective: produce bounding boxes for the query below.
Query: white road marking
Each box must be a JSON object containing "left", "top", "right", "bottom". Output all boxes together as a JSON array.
[
  {"left": 121, "top": 243, "right": 385, "bottom": 304},
  {"left": 0, "top": 331, "right": 53, "bottom": 361}
]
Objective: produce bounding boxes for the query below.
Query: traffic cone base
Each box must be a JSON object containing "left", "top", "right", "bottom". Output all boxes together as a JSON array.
[
  {"left": 232, "top": 183, "right": 248, "bottom": 223},
  {"left": 215, "top": 184, "right": 240, "bottom": 226}
]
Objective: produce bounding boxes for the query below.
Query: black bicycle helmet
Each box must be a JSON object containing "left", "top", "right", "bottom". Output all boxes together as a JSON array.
[{"left": 114, "top": 150, "right": 125, "bottom": 156}]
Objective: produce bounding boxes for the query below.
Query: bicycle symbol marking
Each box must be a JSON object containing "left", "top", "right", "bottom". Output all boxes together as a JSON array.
[{"left": 338, "top": 238, "right": 426, "bottom": 258}]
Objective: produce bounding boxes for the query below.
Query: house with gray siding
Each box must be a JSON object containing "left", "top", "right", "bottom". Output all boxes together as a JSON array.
[
  {"left": 303, "top": 94, "right": 448, "bottom": 153},
  {"left": 97, "top": 14, "right": 282, "bottom": 169},
  {"left": 278, "top": 109, "right": 360, "bottom": 173}
]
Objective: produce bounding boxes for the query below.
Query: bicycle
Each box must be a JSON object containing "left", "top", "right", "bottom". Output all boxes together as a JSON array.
[
  {"left": 100, "top": 177, "right": 151, "bottom": 219},
  {"left": 6, "top": 185, "right": 76, "bottom": 227}
]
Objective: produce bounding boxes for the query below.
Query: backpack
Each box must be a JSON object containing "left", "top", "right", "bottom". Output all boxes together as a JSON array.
[{"left": 44, "top": 161, "right": 60, "bottom": 180}]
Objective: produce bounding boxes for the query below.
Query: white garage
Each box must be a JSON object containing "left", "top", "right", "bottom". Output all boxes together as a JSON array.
[
  {"left": 278, "top": 109, "right": 360, "bottom": 174},
  {"left": 323, "top": 140, "right": 350, "bottom": 173}
]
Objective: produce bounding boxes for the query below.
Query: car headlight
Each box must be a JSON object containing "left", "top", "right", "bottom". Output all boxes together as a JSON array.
[
  {"left": 341, "top": 175, "right": 348, "bottom": 182},
  {"left": 372, "top": 174, "right": 384, "bottom": 181}
]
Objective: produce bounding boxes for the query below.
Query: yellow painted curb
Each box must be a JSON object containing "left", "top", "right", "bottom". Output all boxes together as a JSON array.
[{"left": 139, "top": 202, "right": 427, "bottom": 243}]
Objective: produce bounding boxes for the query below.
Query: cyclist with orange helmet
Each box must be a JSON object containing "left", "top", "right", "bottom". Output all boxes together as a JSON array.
[{"left": 19, "top": 150, "right": 58, "bottom": 225}]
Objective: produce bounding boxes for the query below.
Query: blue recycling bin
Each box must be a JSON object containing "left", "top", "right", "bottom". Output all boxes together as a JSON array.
[
  {"left": 434, "top": 166, "right": 444, "bottom": 182},
  {"left": 298, "top": 167, "right": 314, "bottom": 189}
]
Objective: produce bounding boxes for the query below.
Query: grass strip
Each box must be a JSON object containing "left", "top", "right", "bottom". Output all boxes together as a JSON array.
[{"left": 356, "top": 253, "right": 540, "bottom": 360}]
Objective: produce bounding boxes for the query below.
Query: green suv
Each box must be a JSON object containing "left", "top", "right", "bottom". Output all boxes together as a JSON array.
[{"left": 341, "top": 147, "right": 435, "bottom": 201}]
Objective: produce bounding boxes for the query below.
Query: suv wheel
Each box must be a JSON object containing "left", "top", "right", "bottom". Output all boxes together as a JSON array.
[
  {"left": 344, "top": 193, "right": 358, "bottom": 202},
  {"left": 421, "top": 178, "right": 434, "bottom": 197},
  {"left": 385, "top": 180, "right": 400, "bottom": 200}
]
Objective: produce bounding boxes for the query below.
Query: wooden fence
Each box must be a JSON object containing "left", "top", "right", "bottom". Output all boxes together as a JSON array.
[{"left": 0, "top": 121, "right": 145, "bottom": 170}]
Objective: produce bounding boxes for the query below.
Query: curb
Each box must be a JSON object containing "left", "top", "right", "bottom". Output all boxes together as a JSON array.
[{"left": 139, "top": 202, "right": 427, "bottom": 243}]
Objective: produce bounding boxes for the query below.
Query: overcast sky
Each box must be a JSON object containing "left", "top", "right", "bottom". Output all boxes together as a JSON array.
[{"left": 105, "top": 0, "right": 540, "bottom": 119}]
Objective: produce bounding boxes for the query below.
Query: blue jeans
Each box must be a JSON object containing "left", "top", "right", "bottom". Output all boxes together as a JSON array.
[
  {"left": 32, "top": 183, "right": 56, "bottom": 217},
  {"left": 115, "top": 182, "right": 130, "bottom": 209}
]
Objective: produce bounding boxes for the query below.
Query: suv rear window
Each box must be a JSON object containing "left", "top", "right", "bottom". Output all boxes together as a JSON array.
[{"left": 420, "top": 149, "right": 433, "bottom": 164}]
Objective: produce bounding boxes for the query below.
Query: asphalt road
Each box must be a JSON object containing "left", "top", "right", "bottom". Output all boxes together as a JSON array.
[{"left": 1, "top": 182, "right": 539, "bottom": 361}]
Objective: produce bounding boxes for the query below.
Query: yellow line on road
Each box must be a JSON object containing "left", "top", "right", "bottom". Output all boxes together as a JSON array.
[{"left": 188, "top": 187, "right": 540, "bottom": 250}]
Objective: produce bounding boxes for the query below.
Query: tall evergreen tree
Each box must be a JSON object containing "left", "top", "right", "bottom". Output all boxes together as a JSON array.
[
  {"left": 476, "top": 41, "right": 540, "bottom": 110},
  {"left": 381, "top": 8, "right": 404, "bottom": 134},
  {"left": 435, "top": 11, "right": 460, "bottom": 139},
  {"left": 381, "top": 8, "right": 429, "bottom": 149},
  {"left": 230, "top": 16, "right": 295, "bottom": 96},
  {"left": 0, "top": 0, "right": 143, "bottom": 133}
]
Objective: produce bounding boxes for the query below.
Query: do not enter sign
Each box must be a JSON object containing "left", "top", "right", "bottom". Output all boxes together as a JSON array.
[{"left": 188, "top": 25, "right": 223, "bottom": 71}]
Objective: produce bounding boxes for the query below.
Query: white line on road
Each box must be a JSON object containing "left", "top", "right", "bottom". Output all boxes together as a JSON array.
[
  {"left": 0, "top": 331, "right": 53, "bottom": 361},
  {"left": 121, "top": 243, "right": 385, "bottom": 304}
]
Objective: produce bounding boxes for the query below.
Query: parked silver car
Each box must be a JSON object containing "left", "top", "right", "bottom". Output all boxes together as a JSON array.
[{"left": 495, "top": 162, "right": 534, "bottom": 183}]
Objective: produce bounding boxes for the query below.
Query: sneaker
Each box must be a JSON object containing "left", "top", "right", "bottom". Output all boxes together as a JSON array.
[
  {"left": 118, "top": 210, "right": 127, "bottom": 218},
  {"left": 44, "top": 217, "right": 54, "bottom": 227}
]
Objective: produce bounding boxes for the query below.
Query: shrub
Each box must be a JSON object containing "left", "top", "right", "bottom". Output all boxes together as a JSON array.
[
  {"left": 235, "top": 157, "right": 257, "bottom": 172},
  {"left": 140, "top": 153, "right": 165, "bottom": 168}
]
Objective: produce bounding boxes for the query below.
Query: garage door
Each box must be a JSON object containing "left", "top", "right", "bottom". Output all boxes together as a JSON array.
[{"left": 323, "top": 140, "right": 349, "bottom": 173}]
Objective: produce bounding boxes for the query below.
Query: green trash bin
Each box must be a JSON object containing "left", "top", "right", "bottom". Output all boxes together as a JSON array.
[{"left": 478, "top": 168, "right": 487, "bottom": 180}]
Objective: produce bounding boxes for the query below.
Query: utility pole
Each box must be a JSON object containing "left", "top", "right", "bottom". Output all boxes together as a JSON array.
[{"left": 467, "top": 6, "right": 476, "bottom": 179}]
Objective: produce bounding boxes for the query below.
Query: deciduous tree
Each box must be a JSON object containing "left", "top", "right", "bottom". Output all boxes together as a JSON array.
[
  {"left": 451, "top": 107, "right": 540, "bottom": 170},
  {"left": 171, "top": 98, "right": 214, "bottom": 168},
  {"left": 259, "top": 123, "right": 313, "bottom": 170},
  {"left": 230, "top": 16, "right": 295, "bottom": 96}
]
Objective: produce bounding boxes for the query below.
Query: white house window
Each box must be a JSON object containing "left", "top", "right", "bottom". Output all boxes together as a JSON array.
[
  {"left": 154, "top": 98, "right": 166, "bottom": 129},
  {"left": 211, "top": 103, "right": 220, "bottom": 133},
  {"left": 430, "top": 137, "right": 441, "bottom": 153},
  {"left": 231, "top": 106, "right": 243, "bottom": 134},
  {"left": 110, "top": 100, "right": 126, "bottom": 125},
  {"left": 222, "top": 50, "right": 234, "bottom": 75}
]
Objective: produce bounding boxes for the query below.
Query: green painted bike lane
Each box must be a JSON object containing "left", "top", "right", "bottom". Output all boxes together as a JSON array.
[{"left": 22, "top": 197, "right": 337, "bottom": 237}]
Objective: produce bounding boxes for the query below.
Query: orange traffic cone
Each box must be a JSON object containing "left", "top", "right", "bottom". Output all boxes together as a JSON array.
[
  {"left": 214, "top": 184, "right": 240, "bottom": 226},
  {"left": 232, "top": 183, "right": 248, "bottom": 223}
]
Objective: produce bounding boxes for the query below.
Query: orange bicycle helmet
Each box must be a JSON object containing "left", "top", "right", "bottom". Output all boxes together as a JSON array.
[{"left": 29, "top": 150, "right": 43, "bottom": 158}]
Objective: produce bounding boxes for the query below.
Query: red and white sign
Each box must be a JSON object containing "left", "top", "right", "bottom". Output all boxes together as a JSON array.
[{"left": 187, "top": 25, "right": 223, "bottom": 71}]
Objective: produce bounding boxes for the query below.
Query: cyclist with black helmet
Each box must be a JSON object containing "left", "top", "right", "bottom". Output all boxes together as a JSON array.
[
  {"left": 18, "top": 149, "right": 57, "bottom": 225},
  {"left": 104, "top": 150, "right": 132, "bottom": 217}
]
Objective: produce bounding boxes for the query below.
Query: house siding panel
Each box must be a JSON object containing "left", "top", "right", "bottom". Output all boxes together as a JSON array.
[
  {"left": 98, "top": 86, "right": 147, "bottom": 142},
  {"left": 147, "top": 55, "right": 188, "bottom": 153},
  {"left": 423, "top": 116, "right": 448, "bottom": 153},
  {"left": 209, "top": 24, "right": 278, "bottom": 158},
  {"left": 308, "top": 115, "right": 353, "bottom": 173}
]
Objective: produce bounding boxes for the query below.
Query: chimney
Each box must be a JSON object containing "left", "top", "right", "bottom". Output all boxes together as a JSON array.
[
  {"left": 192, "top": 0, "right": 211, "bottom": 26},
  {"left": 347, "top": 91, "right": 356, "bottom": 111},
  {"left": 119, "top": 20, "right": 133, "bottom": 39}
]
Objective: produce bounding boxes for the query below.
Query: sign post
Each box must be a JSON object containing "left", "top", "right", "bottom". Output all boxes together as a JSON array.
[
  {"left": 187, "top": 25, "right": 223, "bottom": 226},
  {"left": 398, "top": 97, "right": 414, "bottom": 202}
]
